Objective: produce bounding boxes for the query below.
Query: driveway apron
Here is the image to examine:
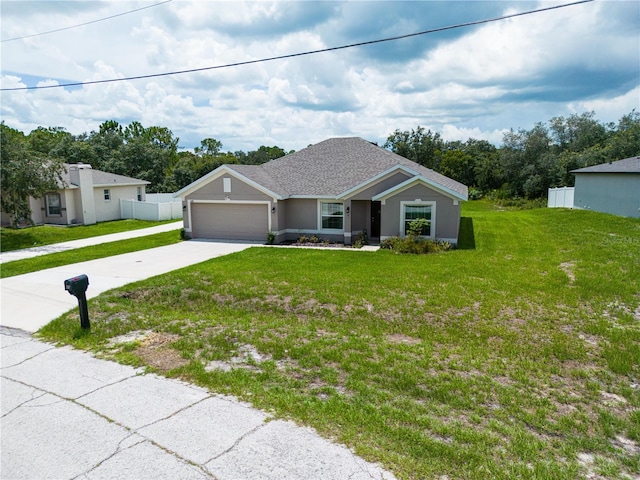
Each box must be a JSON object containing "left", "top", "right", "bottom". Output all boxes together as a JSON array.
[{"left": 0, "top": 240, "right": 254, "bottom": 332}]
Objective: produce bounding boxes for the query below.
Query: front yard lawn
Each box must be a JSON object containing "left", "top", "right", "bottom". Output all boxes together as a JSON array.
[
  {"left": 39, "top": 202, "right": 640, "bottom": 479},
  {"left": 1, "top": 219, "right": 177, "bottom": 252}
]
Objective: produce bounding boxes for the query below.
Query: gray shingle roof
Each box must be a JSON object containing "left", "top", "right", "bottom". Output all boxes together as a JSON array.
[
  {"left": 571, "top": 156, "right": 640, "bottom": 174},
  {"left": 60, "top": 164, "right": 150, "bottom": 188},
  {"left": 228, "top": 137, "right": 468, "bottom": 199}
]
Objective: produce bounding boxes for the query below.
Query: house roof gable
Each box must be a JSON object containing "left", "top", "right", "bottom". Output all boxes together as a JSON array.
[
  {"left": 571, "top": 156, "right": 640, "bottom": 174},
  {"left": 60, "top": 164, "right": 150, "bottom": 188},
  {"left": 373, "top": 175, "right": 468, "bottom": 202},
  {"left": 336, "top": 165, "right": 418, "bottom": 200},
  {"left": 173, "top": 165, "right": 284, "bottom": 200}
]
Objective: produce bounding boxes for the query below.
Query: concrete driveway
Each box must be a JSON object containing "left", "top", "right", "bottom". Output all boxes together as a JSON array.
[{"left": 1, "top": 240, "right": 255, "bottom": 332}]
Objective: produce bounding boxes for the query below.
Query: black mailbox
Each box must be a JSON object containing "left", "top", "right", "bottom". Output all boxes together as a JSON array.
[
  {"left": 64, "top": 274, "right": 89, "bottom": 297},
  {"left": 64, "top": 274, "right": 90, "bottom": 329}
]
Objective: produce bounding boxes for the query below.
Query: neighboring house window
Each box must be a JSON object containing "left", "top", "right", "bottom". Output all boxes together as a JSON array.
[
  {"left": 104, "top": 189, "right": 111, "bottom": 202},
  {"left": 223, "top": 177, "right": 231, "bottom": 193},
  {"left": 402, "top": 203, "right": 434, "bottom": 237},
  {"left": 46, "top": 193, "right": 61, "bottom": 216},
  {"left": 137, "top": 187, "right": 142, "bottom": 201},
  {"left": 321, "top": 202, "right": 344, "bottom": 230}
]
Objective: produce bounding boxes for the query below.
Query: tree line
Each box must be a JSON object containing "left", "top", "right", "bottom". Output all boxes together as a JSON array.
[
  {"left": 1, "top": 110, "right": 638, "bottom": 225},
  {"left": 385, "top": 110, "right": 639, "bottom": 199}
]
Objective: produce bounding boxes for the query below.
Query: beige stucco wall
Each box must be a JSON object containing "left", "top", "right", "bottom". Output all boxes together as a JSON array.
[
  {"left": 37, "top": 190, "right": 75, "bottom": 225},
  {"left": 94, "top": 185, "right": 143, "bottom": 223},
  {"left": 380, "top": 184, "right": 461, "bottom": 243},
  {"left": 31, "top": 197, "right": 46, "bottom": 225},
  {"left": 63, "top": 190, "right": 77, "bottom": 223}
]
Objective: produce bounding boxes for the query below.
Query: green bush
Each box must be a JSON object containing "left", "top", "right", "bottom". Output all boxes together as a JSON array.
[
  {"left": 468, "top": 187, "right": 483, "bottom": 200},
  {"left": 380, "top": 236, "right": 452, "bottom": 254},
  {"left": 407, "top": 218, "right": 431, "bottom": 237},
  {"left": 266, "top": 231, "right": 275, "bottom": 245}
]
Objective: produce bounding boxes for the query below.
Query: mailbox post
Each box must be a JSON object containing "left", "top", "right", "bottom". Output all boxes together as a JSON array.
[{"left": 64, "top": 274, "right": 90, "bottom": 329}]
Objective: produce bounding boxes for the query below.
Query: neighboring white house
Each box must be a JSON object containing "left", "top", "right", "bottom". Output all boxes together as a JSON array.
[
  {"left": 571, "top": 156, "right": 640, "bottom": 218},
  {"left": 1, "top": 163, "right": 150, "bottom": 226}
]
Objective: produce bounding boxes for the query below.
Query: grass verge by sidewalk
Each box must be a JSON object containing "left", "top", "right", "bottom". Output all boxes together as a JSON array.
[
  {"left": 1, "top": 231, "right": 181, "bottom": 278},
  {"left": 1, "top": 219, "right": 177, "bottom": 252},
  {"left": 39, "top": 202, "right": 640, "bottom": 479}
]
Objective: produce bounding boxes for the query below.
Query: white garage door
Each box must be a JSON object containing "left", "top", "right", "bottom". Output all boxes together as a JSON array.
[{"left": 191, "top": 203, "right": 268, "bottom": 241}]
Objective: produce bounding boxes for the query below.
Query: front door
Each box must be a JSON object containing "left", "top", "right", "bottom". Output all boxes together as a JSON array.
[{"left": 370, "top": 201, "right": 381, "bottom": 238}]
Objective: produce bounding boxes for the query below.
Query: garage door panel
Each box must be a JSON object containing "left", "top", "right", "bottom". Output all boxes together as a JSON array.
[{"left": 191, "top": 203, "right": 268, "bottom": 241}]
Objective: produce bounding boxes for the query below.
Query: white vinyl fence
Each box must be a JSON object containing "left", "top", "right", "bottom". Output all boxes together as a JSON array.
[
  {"left": 120, "top": 197, "right": 183, "bottom": 221},
  {"left": 547, "top": 187, "right": 574, "bottom": 209}
]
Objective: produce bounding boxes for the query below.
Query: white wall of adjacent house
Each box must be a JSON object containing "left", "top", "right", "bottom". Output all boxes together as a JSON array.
[
  {"left": 94, "top": 184, "right": 141, "bottom": 223},
  {"left": 69, "top": 163, "right": 97, "bottom": 225}
]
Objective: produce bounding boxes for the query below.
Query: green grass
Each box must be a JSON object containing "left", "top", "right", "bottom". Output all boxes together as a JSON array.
[
  {"left": 1, "top": 231, "right": 181, "bottom": 278},
  {"left": 38, "top": 201, "right": 640, "bottom": 479},
  {"left": 1, "top": 219, "right": 177, "bottom": 252}
]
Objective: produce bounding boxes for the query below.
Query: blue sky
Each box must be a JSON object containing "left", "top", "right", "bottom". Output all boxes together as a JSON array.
[{"left": 1, "top": 0, "right": 638, "bottom": 153}]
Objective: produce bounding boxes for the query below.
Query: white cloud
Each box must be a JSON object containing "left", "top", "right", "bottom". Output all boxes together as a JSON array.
[
  {"left": 441, "top": 124, "right": 507, "bottom": 145},
  {"left": 568, "top": 86, "right": 640, "bottom": 124},
  {"left": 1, "top": 1, "right": 638, "bottom": 153}
]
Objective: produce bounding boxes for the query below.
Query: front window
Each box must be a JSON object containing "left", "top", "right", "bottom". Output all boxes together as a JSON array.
[
  {"left": 137, "top": 187, "right": 142, "bottom": 201},
  {"left": 403, "top": 204, "right": 432, "bottom": 236},
  {"left": 321, "top": 202, "right": 344, "bottom": 230},
  {"left": 104, "top": 189, "right": 110, "bottom": 201},
  {"left": 46, "top": 193, "right": 61, "bottom": 216}
]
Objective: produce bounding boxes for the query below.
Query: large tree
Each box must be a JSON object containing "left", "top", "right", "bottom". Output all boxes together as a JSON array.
[
  {"left": 384, "top": 126, "right": 444, "bottom": 170},
  {"left": 1, "top": 123, "right": 65, "bottom": 227}
]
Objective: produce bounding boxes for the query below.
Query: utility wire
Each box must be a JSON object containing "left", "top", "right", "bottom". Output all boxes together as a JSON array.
[
  {"left": 0, "top": 0, "right": 173, "bottom": 43},
  {"left": 1, "top": 0, "right": 594, "bottom": 92}
]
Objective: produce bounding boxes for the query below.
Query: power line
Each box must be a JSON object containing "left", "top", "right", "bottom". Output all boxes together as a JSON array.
[
  {"left": 0, "top": 0, "right": 173, "bottom": 43},
  {"left": 1, "top": 0, "right": 594, "bottom": 92}
]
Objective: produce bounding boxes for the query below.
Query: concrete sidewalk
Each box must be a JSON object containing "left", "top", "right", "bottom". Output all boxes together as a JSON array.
[
  {"left": 0, "top": 220, "right": 183, "bottom": 264},
  {"left": 1, "top": 328, "right": 395, "bottom": 480}
]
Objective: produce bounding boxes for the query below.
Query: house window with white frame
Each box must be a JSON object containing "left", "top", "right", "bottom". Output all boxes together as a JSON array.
[
  {"left": 403, "top": 204, "right": 432, "bottom": 237},
  {"left": 137, "top": 187, "right": 142, "bottom": 201},
  {"left": 46, "top": 193, "right": 61, "bottom": 216},
  {"left": 321, "top": 202, "right": 344, "bottom": 230},
  {"left": 104, "top": 189, "right": 111, "bottom": 202}
]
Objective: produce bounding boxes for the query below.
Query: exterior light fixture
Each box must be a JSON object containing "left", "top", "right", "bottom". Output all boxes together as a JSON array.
[
  {"left": 345, "top": 206, "right": 350, "bottom": 214},
  {"left": 271, "top": 206, "right": 276, "bottom": 213}
]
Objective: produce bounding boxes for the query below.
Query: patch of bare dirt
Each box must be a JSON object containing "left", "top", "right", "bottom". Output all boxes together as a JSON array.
[
  {"left": 386, "top": 334, "right": 422, "bottom": 345},
  {"left": 600, "top": 390, "right": 627, "bottom": 407},
  {"left": 119, "top": 288, "right": 158, "bottom": 301},
  {"left": 107, "top": 330, "right": 152, "bottom": 346},
  {"left": 559, "top": 261, "right": 576, "bottom": 284},
  {"left": 205, "top": 344, "right": 270, "bottom": 373},
  {"left": 611, "top": 435, "right": 640, "bottom": 455},
  {"left": 134, "top": 332, "right": 188, "bottom": 372}
]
